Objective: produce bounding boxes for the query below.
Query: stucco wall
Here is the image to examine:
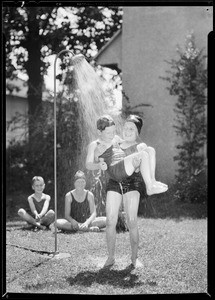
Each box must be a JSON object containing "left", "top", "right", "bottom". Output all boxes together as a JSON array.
[
  {"left": 95, "top": 31, "right": 122, "bottom": 69},
  {"left": 122, "top": 6, "right": 212, "bottom": 184}
]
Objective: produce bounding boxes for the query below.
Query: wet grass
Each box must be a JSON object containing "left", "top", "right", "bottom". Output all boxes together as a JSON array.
[
  {"left": 6, "top": 217, "right": 207, "bottom": 295},
  {"left": 5, "top": 190, "right": 208, "bottom": 295}
]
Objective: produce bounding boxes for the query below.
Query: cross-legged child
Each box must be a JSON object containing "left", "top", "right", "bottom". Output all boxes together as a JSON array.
[
  {"left": 56, "top": 170, "right": 106, "bottom": 232},
  {"left": 18, "top": 176, "right": 55, "bottom": 230}
]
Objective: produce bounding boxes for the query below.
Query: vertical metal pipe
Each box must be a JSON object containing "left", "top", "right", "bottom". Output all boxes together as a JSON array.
[{"left": 53, "top": 49, "right": 75, "bottom": 254}]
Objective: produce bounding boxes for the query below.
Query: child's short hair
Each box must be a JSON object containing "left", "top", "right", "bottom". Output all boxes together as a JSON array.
[
  {"left": 32, "top": 176, "right": 44, "bottom": 185},
  {"left": 97, "top": 115, "right": 115, "bottom": 132}
]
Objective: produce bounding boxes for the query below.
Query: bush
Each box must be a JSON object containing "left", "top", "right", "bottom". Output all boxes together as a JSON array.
[
  {"left": 174, "top": 168, "right": 207, "bottom": 204},
  {"left": 161, "top": 32, "right": 207, "bottom": 203},
  {"left": 6, "top": 141, "right": 31, "bottom": 194}
]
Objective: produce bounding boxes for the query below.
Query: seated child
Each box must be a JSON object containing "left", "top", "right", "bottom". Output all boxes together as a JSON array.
[
  {"left": 18, "top": 176, "right": 55, "bottom": 230},
  {"left": 56, "top": 170, "right": 106, "bottom": 232},
  {"left": 86, "top": 115, "right": 168, "bottom": 196}
]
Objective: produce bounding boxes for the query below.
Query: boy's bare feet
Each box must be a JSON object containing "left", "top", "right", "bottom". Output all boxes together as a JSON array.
[{"left": 35, "top": 222, "right": 46, "bottom": 230}]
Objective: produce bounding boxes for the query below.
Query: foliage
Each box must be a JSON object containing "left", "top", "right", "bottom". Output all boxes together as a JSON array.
[
  {"left": 3, "top": 6, "right": 122, "bottom": 118},
  {"left": 161, "top": 33, "right": 207, "bottom": 203},
  {"left": 87, "top": 170, "right": 108, "bottom": 217},
  {"left": 6, "top": 141, "right": 30, "bottom": 195},
  {"left": 5, "top": 6, "right": 123, "bottom": 215},
  {"left": 6, "top": 94, "right": 85, "bottom": 214},
  {"left": 174, "top": 169, "right": 207, "bottom": 204}
]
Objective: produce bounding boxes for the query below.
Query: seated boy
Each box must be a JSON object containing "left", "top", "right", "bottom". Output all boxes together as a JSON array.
[{"left": 18, "top": 176, "right": 55, "bottom": 230}]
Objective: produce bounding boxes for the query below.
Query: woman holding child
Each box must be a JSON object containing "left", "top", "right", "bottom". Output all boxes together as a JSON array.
[{"left": 86, "top": 114, "right": 168, "bottom": 268}]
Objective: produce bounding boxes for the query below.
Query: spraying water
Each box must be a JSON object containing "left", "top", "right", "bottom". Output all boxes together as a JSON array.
[{"left": 71, "top": 54, "right": 123, "bottom": 142}]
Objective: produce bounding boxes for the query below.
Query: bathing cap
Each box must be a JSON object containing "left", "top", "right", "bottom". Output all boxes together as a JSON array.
[
  {"left": 74, "top": 170, "right": 86, "bottom": 182},
  {"left": 125, "top": 115, "right": 143, "bottom": 134}
]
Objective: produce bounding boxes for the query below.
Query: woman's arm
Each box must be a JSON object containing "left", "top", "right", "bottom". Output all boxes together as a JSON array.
[{"left": 64, "top": 193, "right": 75, "bottom": 223}]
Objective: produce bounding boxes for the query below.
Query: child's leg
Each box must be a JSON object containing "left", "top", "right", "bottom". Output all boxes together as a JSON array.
[
  {"left": 40, "top": 209, "right": 55, "bottom": 226},
  {"left": 145, "top": 147, "right": 167, "bottom": 188},
  {"left": 18, "top": 208, "right": 45, "bottom": 229},
  {"left": 123, "top": 151, "right": 168, "bottom": 195}
]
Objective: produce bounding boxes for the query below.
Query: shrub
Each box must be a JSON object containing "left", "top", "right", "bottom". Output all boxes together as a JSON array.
[
  {"left": 174, "top": 168, "right": 207, "bottom": 204},
  {"left": 161, "top": 32, "right": 207, "bottom": 204}
]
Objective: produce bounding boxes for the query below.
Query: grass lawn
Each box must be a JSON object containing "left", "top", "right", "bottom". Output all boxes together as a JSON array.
[{"left": 6, "top": 217, "right": 207, "bottom": 295}]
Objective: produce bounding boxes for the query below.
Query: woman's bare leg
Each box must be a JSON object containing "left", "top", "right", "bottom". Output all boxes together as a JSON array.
[
  {"left": 104, "top": 191, "right": 122, "bottom": 267},
  {"left": 90, "top": 216, "right": 106, "bottom": 229},
  {"left": 123, "top": 191, "right": 143, "bottom": 267},
  {"left": 56, "top": 218, "right": 79, "bottom": 231}
]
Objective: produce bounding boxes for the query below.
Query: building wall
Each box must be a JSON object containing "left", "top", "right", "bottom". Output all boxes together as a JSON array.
[
  {"left": 6, "top": 95, "right": 28, "bottom": 147},
  {"left": 96, "top": 31, "right": 122, "bottom": 70},
  {"left": 122, "top": 6, "right": 212, "bottom": 184}
]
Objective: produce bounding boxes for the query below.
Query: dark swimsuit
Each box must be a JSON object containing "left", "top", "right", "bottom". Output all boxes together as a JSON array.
[
  {"left": 98, "top": 142, "right": 128, "bottom": 182},
  {"left": 98, "top": 143, "right": 146, "bottom": 195},
  {"left": 26, "top": 196, "right": 46, "bottom": 216},
  {"left": 70, "top": 191, "right": 91, "bottom": 223}
]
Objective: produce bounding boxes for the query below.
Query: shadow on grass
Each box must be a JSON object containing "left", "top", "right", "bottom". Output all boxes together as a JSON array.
[
  {"left": 66, "top": 265, "right": 150, "bottom": 289},
  {"left": 22, "top": 266, "right": 157, "bottom": 292}
]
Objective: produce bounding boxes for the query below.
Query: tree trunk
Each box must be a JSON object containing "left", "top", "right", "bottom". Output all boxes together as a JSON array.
[{"left": 25, "top": 7, "right": 43, "bottom": 142}]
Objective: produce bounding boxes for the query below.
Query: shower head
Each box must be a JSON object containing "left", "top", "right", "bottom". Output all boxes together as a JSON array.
[{"left": 72, "top": 54, "right": 85, "bottom": 65}]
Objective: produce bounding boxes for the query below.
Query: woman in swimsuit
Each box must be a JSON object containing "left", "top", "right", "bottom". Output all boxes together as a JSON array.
[
  {"left": 86, "top": 115, "right": 168, "bottom": 267},
  {"left": 56, "top": 170, "right": 106, "bottom": 232}
]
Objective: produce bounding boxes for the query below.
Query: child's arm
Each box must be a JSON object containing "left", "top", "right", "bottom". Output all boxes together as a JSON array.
[
  {"left": 86, "top": 141, "right": 106, "bottom": 171},
  {"left": 28, "top": 196, "right": 39, "bottom": 219},
  {"left": 137, "top": 142, "right": 148, "bottom": 152},
  {"left": 38, "top": 195, "right": 50, "bottom": 218}
]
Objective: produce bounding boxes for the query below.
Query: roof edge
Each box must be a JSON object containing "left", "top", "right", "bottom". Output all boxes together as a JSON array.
[{"left": 93, "top": 28, "right": 122, "bottom": 61}]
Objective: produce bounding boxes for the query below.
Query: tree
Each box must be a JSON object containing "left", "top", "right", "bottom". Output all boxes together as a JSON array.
[
  {"left": 161, "top": 33, "right": 207, "bottom": 202},
  {"left": 3, "top": 6, "right": 123, "bottom": 140}
]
